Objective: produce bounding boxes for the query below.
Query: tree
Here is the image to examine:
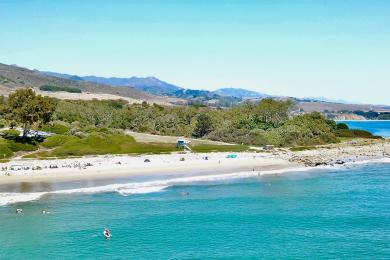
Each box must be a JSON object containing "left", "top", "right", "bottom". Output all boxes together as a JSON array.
[
  {"left": 4, "top": 88, "right": 57, "bottom": 138},
  {"left": 192, "top": 113, "right": 213, "bottom": 138},
  {"left": 254, "top": 99, "right": 292, "bottom": 128}
]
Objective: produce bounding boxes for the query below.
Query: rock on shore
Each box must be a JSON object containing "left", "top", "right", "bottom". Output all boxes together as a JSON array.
[{"left": 285, "top": 139, "right": 390, "bottom": 167}]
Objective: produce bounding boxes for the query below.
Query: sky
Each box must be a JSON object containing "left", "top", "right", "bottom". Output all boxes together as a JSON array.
[{"left": 0, "top": 0, "right": 389, "bottom": 104}]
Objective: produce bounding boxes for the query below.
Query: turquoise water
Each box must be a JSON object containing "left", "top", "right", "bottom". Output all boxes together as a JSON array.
[
  {"left": 1, "top": 120, "right": 389, "bottom": 259},
  {"left": 1, "top": 162, "right": 390, "bottom": 259},
  {"left": 339, "top": 120, "right": 390, "bottom": 137}
]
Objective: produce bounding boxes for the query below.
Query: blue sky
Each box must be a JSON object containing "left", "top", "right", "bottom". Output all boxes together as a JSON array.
[{"left": 1, "top": 0, "right": 389, "bottom": 104}]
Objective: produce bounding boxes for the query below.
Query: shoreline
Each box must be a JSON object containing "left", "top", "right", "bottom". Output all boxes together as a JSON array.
[
  {"left": 0, "top": 139, "right": 389, "bottom": 206},
  {"left": 0, "top": 152, "right": 293, "bottom": 185},
  {"left": 0, "top": 139, "right": 388, "bottom": 185}
]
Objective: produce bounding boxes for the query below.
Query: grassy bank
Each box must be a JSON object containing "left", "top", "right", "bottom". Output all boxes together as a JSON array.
[
  {"left": 23, "top": 133, "right": 181, "bottom": 158},
  {"left": 190, "top": 144, "right": 249, "bottom": 153}
]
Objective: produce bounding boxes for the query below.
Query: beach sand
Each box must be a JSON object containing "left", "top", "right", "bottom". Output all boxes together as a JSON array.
[
  {"left": 0, "top": 138, "right": 389, "bottom": 185},
  {"left": 0, "top": 152, "right": 293, "bottom": 185},
  {"left": 0, "top": 140, "right": 389, "bottom": 206}
]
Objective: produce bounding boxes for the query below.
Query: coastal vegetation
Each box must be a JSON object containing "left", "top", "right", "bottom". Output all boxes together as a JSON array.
[
  {"left": 190, "top": 144, "right": 249, "bottom": 153},
  {"left": 39, "top": 133, "right": 179, "bottom": 157},
  {"left": 289, "top": 146, "right": 317, "bottom": 152},
  {"left": 0, "top": 75, "right": 15, "bottom": 84},
  {"left": 0, "top": 88, "right": 382, "bottom": 158},
  {"left": 352, "top": 110, "right": 390, "bottom": 120},
  {"left": 39, "top": 85, "right": 82, "bottom": 93},
  {"left": 0, "top": 136, "right": 39, "bottom": 159},
  {"left": 335, "top": 122, "right": 381, "bottom": 139},
  {"left": 2, "top": 88, "right": 57, "bottom": 138}
]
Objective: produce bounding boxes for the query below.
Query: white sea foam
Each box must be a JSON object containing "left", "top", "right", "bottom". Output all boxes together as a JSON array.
[
  {"left": 0, "top": 166, "right": 317, "bottom": 206},
  {"left": 343, "top": 157, "right": 390, "bottom": 166},
  {"left": 1, "top": 159, "right": 389, "bottom": 206},
  {"left": 0, "top": 192, "right": 45, "bottom": 206}
]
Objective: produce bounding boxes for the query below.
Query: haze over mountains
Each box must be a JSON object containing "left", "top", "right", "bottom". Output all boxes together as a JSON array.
[
  {"left": 214, "top": 88, "right": 269, "bottom": 99},
  {"left": 42, "top": 71, "right": 269, "bottom": 100},
  {"left": 0, "top": 63, "right": 169, "bottom": 104},
  {"left": 43, "top": 71, "right": 183, "bottom": 96},
  {"left": 1, "top": 63, "right": 389, "bottom": 115}
]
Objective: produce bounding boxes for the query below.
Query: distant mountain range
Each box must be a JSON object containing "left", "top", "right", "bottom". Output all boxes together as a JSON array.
[
  {"left": 41, "top": 71, "right": 269, "bottom": 100},
  {"left": 39, "top": 71, "right": 366, "bottom": 105},
  {"left": 0, "top": 63, "right": 165, "bottom": 103},
  {"left": 43, "top": 71, "right": 183, "bottom": 96},
  {"left": 2, "top": 63, "right": 389, "bottom": 112},
  {"left": 214, "top": 88, "right": 269, "bottom": 99}
]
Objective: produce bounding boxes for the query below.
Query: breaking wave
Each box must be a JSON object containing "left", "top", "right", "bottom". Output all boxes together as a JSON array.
[{"left": 1, "top": 158, "right": 389, "bottom": 206}]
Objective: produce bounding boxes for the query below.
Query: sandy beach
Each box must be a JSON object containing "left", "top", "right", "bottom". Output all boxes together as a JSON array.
[
  {"left": 0, "top": 152, "right": 293, "bottom": 185},
  {"left": 0, "top": 139, "right": 389, "bottom": 185}
]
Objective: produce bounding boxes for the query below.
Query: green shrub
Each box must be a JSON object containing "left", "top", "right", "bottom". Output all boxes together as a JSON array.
[
  {"left": 351, "top": 129, "right": 381, "bottom": 138},
  {"left": 0, "top": 119, "right": 7, "bottom": 128},
  {"left": 0, "top": 139, "right": 13, "bottom": 158},
  {"left": 40, "top": 123, "right": 70, "bottom": 134},
  {"left": 1, "top": 129, "right": 20, "bottom": 139},
  {"left": 207, "top": 128, "right": 268, "bottom": 146},
  {"left": 336, "top": 123, "right": 349, "bottom": 130},
  {"left": 190, "top": 144, "right": 249, "bottom": 153},
  {"left": 7, "top": 140, "right": 38, "bottom": 152},
  {"left": 266, "top": 112, "right": 338, "bottom": 147},
  {"left": 40, "top": 85, "right": 82, "bottom": 93},
  {"left": 44, "top": 133, "right": 179, "bottom": 157},
  {"left": 289, "top": 146, "right": 316, "bottom": 151},
  {"left": 336, "top": 129, "right": 381, "bottom": 139},
  {"left": 85, "top": 127, "right": 109, "bottom": 133},
  {"left": 42, "top": 135, "right": 80, "bottom": 148},
  {"left": 378, "top": 114, "right": 390, "bottom": 120}
]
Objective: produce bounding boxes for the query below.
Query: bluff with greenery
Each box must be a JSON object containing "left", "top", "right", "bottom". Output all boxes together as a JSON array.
[
  {"left": 49, "top": 98, "right": 341, "bottom": 146},
  {"left": 0, "top": 88, "right": 381, "bottom": 159}
]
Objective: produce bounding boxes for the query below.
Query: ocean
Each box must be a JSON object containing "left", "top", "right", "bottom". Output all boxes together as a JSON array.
[
  {"left": 339, "top": 120, "right": 390, "bottom": 137},
  {"left": 1, "top": 121, "right": 389, "bottom": 259}
]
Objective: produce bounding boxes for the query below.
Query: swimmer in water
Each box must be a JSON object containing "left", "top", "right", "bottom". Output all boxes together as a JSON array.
[{"left": 103, "top": 228, "right": 111, "bottom": 239}]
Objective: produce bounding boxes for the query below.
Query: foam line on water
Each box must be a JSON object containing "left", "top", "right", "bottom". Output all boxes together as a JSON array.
[
  {"left": 0, "top": 171, "right": 290, "bottom": 206},
  {"left": 1, "top": 158, "right": 389, "bottom": 206}
]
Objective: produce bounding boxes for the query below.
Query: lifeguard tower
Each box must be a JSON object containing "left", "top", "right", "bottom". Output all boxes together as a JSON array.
[{"left": 176, "top": 138, "right": 192, "bottom": 151}]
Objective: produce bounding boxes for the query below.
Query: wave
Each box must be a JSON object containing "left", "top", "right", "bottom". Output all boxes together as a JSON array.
[
  {"left": 0, "top": 167, "right": 309, "bottom": 206},
  {"left": 0, "top": 192, "right": 45, "bottom": 207},
  {"left": 343, "top": 157, "right": 390, "bottom": 166},
  {"left": 1, "top": 159, "right": 389, "bottom": 206}
]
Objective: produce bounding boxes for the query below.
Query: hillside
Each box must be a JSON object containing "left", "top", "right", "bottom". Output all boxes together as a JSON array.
[
  {"left": 43, "top": 71, "right": 183, "bottom": 95},
  {"left": 0, "top": 63, "right": 172, "bottom": 104},
  {"left": 214, "top": 88, "right": 268, "bottom": 99},
  {"left": 41, "top": 70, "right": 243, "bottom": 106},
  {"left": 2, "top": 63, "right": 389, "bottom": 113},
  {"left": 42, "top": 72, "right": 267, "bottom": 100}
]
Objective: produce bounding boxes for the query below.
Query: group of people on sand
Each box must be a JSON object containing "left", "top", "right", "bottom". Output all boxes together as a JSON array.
[{"left": 1, "top": 161, "right": 95, "bottom": 176}]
